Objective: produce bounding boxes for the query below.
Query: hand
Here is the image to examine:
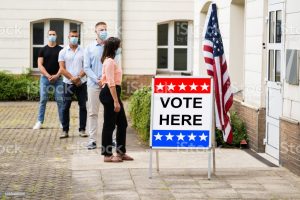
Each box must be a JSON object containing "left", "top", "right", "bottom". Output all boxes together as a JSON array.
[
  {"left": 114, "top": 101, "right": 121, "bottom": 112},
  {"left": 47, "top": 75, "right": 53, "bottom": 81},
  {"left": 49, "top": 74, "right": 59, "bottom": 83},
  {"left": 97, "top": 79, "right": 102, "bottom": 87},
  {"left": 71, "top": 76, "right": 81, "bottom": 86}
]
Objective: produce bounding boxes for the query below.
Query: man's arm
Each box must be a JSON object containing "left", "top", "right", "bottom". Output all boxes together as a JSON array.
[
  {"left": 83, "top": 47, "right": 99, "bottom": 83},
  {"left": 59, "top": 61, "right": 73, "bottom": 80},
  {"left": 38, "top": 57, "right": 51, "bottom": 79}
]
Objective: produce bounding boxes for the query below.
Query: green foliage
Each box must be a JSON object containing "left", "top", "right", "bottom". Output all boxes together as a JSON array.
[
  {"left": 216, "top": 111, "right": 248, "bottom": 147},
  {"left": 128, "top": 86, "right": 151, "bottom": 142},
  {"left": 0, "top": 71, "right": 57, "bottom": 101},
  {"left": 0, "top": 71, "right": 39, "bottom": 101}
]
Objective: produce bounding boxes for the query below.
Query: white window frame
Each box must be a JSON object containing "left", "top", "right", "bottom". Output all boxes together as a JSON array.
[
  {"left": 30, "top": 19, "right": 82, "bottom": 71},
  {"left": 157, "top": 20, "right": 193, "bottom": 73}
]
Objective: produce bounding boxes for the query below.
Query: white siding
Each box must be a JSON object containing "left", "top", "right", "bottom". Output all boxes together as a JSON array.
[
  {"left": 122, "top": 0, "right": 194, "bottom": 75},
  {"left": 0, "top": 0, "right": 194, "bottom": 75},
  {"left": 0, "top": 0, "right": 117, "bottom": 73},
  {"left": 282, "top": 0, "right": 300, "bottom": 121}
]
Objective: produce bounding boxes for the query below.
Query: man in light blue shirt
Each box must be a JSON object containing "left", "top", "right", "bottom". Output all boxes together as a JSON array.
[
  {"left": 59, "top": 29, "right": 88, "bottom": 139},
  {"left": 84, "top": 22, "right": 108, "bottom": 149}
]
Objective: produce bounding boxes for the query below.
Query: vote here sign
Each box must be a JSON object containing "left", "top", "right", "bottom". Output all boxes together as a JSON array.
[{"left": 150, "top": 77, "right": 213, "bottom": 149}]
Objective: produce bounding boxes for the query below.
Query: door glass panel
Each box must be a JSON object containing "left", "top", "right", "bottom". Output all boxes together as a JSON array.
[
  {"left": 174, "top": 48, "right": 187, "bottom": 71},
  {"left": 268, "top": 50, "right": 275, "bottom": 81},
  {"left": 174, "top": 21, "right": 188, "bottom": 46},
  {"left": 157, "top": 48, "right": 168, "bottom": 69},
  {"left": 50, "top": 20, "right": 64, "bottom": 45},
  {"left": 157, "top": 24, "right": 168, "bottom": 46},
  {"left": 275, "top": 50, "right": 281, "bottom": 82},
  {"left": 276, "top": 11, "right": 282, "bottom": 43},
  {"left": 269, "top": 11, "right": 275, "bottom": 43},
  {"left": 33, "top": 22, "right": 44, "bottom": 45}
]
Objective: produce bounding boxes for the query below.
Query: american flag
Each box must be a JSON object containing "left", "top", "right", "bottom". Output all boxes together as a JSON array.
[{"left": 202, "top": 3, "right": 233, "bottom": 143}]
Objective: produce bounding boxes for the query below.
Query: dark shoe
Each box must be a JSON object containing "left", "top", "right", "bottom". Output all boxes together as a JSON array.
[
  {"left": 79, "top": 130, "right": 88, "bottom": 137},
  {"left": 104, "top": 155, "right": 123, "bottom": 163},
  {"left": 86, "top": 141, "right": 97, "bottom": 150},
  {"left": 118, "top": 153, "right": 134, "bottom": 161},
  {"left": 60, "top": 131, "right": 69, "bottom": 139}
]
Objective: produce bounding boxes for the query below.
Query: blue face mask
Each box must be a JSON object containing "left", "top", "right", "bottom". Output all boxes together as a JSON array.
[
  {"left": 98, "top": 31, "right": 107, "bottom": 40},
  {"left": 70, "top": 37, "right": 79, "bottom": 45},
  {"left": 115, "top": 48, "right": 121, "bottom": 55},
  {"left": 48, "top": 35, "right": 56, "bottom": 42}
]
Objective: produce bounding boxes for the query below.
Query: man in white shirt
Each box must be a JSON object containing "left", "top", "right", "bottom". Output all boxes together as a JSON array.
[{"left": 59, "top": 29, "right": 88, "bottom": 138}]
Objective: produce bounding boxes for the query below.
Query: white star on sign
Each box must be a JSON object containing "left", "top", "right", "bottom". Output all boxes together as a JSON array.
[
  {"left": 177, "top": 132, "right": 185, "bottom": 141},
  {"left": 190, "top": 82, "right": 198, "bottom": 91},
  {"left": 199, "top": 133, "right": 208, "bottom": 141},
  {"left": 201, "top": 83, "right": 209, "bottom": 91},
  {"left": 188, "top": 133, "right": 196, "bottom": 141},
  {"left": 156, "top": 83, "right": 164, "bottom": 91},
  {"left": 165, "top": 132, "right": 174, "bottom": 141},
  {"left": 154, "top": 132, "right": 163, "bottom": 141},
  {"left": 179, "top": 83, "right": 187, "bottom": 91},
  {"left": 167, "top": 83, "right": 175, "bottom": 91}
]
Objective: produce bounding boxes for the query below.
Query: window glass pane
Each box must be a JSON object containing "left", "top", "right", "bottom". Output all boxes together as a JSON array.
[
  {"left": 275, "top": 50, "right": 281, "bottom": 82},
  {"left": 276, "top": 10, "right": 282, "bottom": 43},
  {"left": 174, "top": 21, "right": 188, "bottom": 46},
  {"left": 50, "top": 20, "right": 64, "bottom": 45},
  {"left": 269, "top": 12, "right": 275, "bottom": 43},
  {"left": 157, "top": 24, "right": 168, "bottom": 46},
  {"left": 174, "top": 48, "right": 187, "bottom": 71},
  {"left": 157, "top": 48, "right": 168, "bottom": 69},
  {"left": 33, "top": 47, "right": 42, "bottom": 68},
  {"left": 269, "top": 50, "right": 275, "bottom": 81},
  {"left": 33, "top": 22, "right": 44, "bottom": 45},
  {"left": 70, "top": 22, "right": 81, "bottom": 44},
  {"left": 285, "top": 50, "right": 299, "bottom": 85}
]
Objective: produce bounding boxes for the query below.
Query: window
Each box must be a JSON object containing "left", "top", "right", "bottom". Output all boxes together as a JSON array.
[
  {"left": 31, "top": 19, "right": 82, "bottom": 69},
  {"left": 157, "top": 21, "right": 193, "bottom": 72}
]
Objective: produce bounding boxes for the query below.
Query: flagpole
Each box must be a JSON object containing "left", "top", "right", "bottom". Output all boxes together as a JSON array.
[{"left": 211, "top": 78, "right": 216, "bottom": 175}]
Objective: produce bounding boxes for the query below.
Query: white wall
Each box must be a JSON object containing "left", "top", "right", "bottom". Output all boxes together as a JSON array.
[
  {"left": 0, "top": 0, "right": 118, "bottom": 73},
  {"left": 194, "top": 0, "right": 266, "bottom": 107},
  {"left": 0, "top": 0, "right": 194, "bottom": 75},
  {"left": 282, "top": 0, "right": 300, "bottom": 121},
  {"left": 122, "top": 0, "right": 194, "bottom": 75}
]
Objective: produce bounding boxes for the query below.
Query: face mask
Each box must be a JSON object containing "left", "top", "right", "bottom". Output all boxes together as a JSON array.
[
  {"left": 98, "top": 31, "right": 107, "bottom": 40},
  {"left": 70, "top": 37, "right": 79, "bottom": 45},
  {"left": 48, "top": 35, "right": 56, "bottom": 42},
  {"left": 115, "top": 48, "right": 121, "bottom": 55}
]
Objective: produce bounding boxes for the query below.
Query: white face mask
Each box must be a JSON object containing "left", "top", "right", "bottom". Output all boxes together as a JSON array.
[{"left": 98, "top": 31, "right": 108, "bottom": 40}]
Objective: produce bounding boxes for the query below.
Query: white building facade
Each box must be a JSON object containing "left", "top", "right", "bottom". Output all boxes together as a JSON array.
[
  {"left": 0, "top": 0, "right": 300, "bottom": 175},
  {"left": 194, "top": 0, "right": 300, "bottom": 175}
]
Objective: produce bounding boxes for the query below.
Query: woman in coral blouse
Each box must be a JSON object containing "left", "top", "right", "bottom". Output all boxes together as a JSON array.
[{"left": 100, "top": 37, "right": 133, "bottom": 162}]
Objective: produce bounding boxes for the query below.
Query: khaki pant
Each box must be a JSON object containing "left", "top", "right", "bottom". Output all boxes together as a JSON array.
[{"left": 87, "top": 87, "right": 101, "bottom": 142}]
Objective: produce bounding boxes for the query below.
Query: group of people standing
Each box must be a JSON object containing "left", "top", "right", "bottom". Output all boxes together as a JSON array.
[{"left": 32, "top": 22, "right": 133, "bottom": 162}]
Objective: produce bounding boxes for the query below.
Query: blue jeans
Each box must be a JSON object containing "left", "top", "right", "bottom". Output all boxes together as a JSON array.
[{"left": 37, "top": 75, "right": 64, "bottom": 124}]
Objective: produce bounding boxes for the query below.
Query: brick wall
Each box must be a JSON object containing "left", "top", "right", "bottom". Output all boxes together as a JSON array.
[
  {"left": 122, "top": 75, "right": 152, "bottom": 96},
  {"left": 280, "top": 118, "right": 300, "bottom": 176},
  {"left": 231, "top": 100, "right": 266, "bottom": 152}
]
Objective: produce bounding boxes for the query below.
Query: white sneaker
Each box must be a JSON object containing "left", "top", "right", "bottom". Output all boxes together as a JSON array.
[
  {"left": 33, "top": 121, "right": 42, "bottom": 129},
  {"left": 60, "top": 124, "right": 63, "bottom": 129}
]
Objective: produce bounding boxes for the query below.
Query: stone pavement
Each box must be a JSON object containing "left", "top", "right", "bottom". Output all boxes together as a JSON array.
[{"left": 0, "top": 102, "right": 300, "bottom": 200}]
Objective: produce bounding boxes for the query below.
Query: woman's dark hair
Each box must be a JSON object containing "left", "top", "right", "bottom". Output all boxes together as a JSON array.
[{"left": 101, "top": 37, "right": 121, "bottom": 63}]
